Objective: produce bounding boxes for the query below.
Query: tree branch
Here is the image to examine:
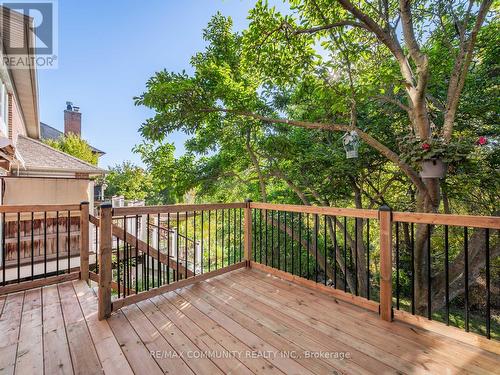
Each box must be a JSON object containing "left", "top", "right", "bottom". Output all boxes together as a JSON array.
[
  {"left": 201, "top": 107, "right": 430, "bottom": 199},
  {"left": 443, "top": 0, "right": 493, "bottom": 142}
]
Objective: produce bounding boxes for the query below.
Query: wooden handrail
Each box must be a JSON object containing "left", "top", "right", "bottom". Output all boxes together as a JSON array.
[
  {"left": 112, "top": 202, "right": 246, "bottom": 216},
  {"left": 0, "top": 204, "right": 82, "bottom": 213},
  {"left": 250, "top": 202, "right": 379, "bottom": 219},
  {"left": 392, "top": 211, "right": 500, "bottom": 229}
]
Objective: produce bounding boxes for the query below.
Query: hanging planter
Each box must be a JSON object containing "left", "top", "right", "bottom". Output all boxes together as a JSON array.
[
  {"left": 342, "top": 130, "right": 359, "bottom": 159},
  {"left": 420, "top": 159, "right": 447, "bottom": 179}
]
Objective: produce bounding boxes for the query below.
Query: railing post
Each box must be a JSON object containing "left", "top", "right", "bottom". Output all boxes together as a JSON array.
[
  {"left": 98, "top": 203, "right": 112, "bottom": 320},
  {"left": 379, "top": 205, "right": 393, "bottom": 321},
  {"left": 244, "top": 199, "right": 252, "bottom": 266},
  {"left": 79, "top": 201, "right": 90, "bottom": 282}
]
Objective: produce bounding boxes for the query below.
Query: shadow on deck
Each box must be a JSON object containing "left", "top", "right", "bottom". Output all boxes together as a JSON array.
[{"left": 0, "top": 267, "right": 498, "bottom": 375}]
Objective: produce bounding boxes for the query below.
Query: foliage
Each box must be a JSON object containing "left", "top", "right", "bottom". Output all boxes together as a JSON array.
[
  {"left": 398, "top": 135, "right": 473, "bottom": 165},
  {"left": 44, "top": 133, "right": 99, "bottom": 166},
  {"left": 104, "top": 161, "right": 153, "bottom": 201}
]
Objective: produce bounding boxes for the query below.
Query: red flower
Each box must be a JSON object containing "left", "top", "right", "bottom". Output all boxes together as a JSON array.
[
  {"left": 477, "top": 136, "right": 488, "bottom": 146},
  {"left": 421, "top": 142, "right": 431, "bottom": 151}
]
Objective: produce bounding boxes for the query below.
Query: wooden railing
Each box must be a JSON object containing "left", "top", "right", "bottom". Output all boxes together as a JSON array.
[
  {"left": 93, "top": 201, "right": 499, "bottom": 342},
  {"left": 0, "top": 202, "right": 90, "bottom": 295},
  {"left": 95, "top": 202, "right": 249, "bottom": 320},
  {"left": 247, "top": 202, "right": 500, "bottom": 342}
]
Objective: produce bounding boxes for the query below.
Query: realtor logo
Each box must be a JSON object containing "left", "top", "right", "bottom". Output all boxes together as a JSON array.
[{"left": 1, "top": 1, "right": 58, "bottom": 69}]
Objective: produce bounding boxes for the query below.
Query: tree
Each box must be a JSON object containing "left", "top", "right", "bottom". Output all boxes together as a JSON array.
[
  {"left": 135, "top": 4, "right": 498, "bottom": 314},
  {"left": 45, "top": 133, "right": 99, "bottom": 165},
  {"left": 105, "top": 162, "right": 153, "bottom": 201}
]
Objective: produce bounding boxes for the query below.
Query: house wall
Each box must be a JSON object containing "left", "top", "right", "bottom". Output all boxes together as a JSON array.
[
  {"left": 9, "top": 94, "right": 26, "bottom": 145},
  {"left": 2, "top": 177, "right": 92, "bottom": 205}
]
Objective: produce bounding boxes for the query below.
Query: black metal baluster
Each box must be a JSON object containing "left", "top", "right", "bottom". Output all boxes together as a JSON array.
[
  {"left": 333, "top": 216, "right": 337, "bottom": 288},
  {"left": 16, "top": 212, "right": 20, "bottom": 282},
  {"left": 253, "top": 208, "right": 256, "bottom": 262},
  {"left": 146, "top": 214, "right": 150, "bottom": 290},
  {"left": 233, "top": 208, "right": 237, "bottom": 265},
  {"left": 314, "top": 214, "right": 318, "bottom": 283},
  {"left": 259, "top": 209, "right": 263, "bottom": 264},
  {"left": 366, "top": 219, "right": 370, "bottom": 300},
  {"left": 208, "top": 210, "right": 211, "bottom": 272},
  {"left": 239, "top": 208, "right": 242, "bottom": 262},
  {"left": 464, "top": 226, "right": 469, "bottom": 331},
  {"left": 201, "top": 210, "right": 204, "bottom": 274},
  {"left": 290, "top": 212, "right": 294, "bottom": 275},
  {"left": 215, "top": 210, "right": 218, "bottom": 270},
  {"left": 226, "top": 209, "right": 230, "bottom": 266},
  {"left": 135, "top": 215, "right": 139, "bottom": 293},
  {"left": 277, "top": 211, "right": 281, "bottom": 270},
  {"left": 396, "top": 222, "right": 400, "bottom": 309},
  {"left": 2, "top": 213, "right": 5, "bottom": 286},
  {"left": 444, "top": 225, "right": 449, "bottom": 325},
  {"left": 117, "top": 236, "right": 121, "bottom": 298},
  {"left": 221, "top": 209, "right": 225, "bottom": 268},
  {"left": 31, "top": 212, "right": 34, "bottom": 280},
  {"left": 323, "top": 215, "right": 327, "bottom": 286},
  {"left": 306, "top": 214, "right": 310, "bottom": 280},
  {"left": 56, "top": 211, "right": 59, "bottom": 276},
  {"left": 193, "top": 211, "right": 196, "bottom": 276},
  {"left": 284, "top": 212, "right": 287, "bottom": 273},
  {"left": 185, "top": 212, "right": 188, "bottom": 278},
  {"left": 176, "top": 212, "right": 180, "bottom": 280},
  {"left": 44, "top": 212, "right": 47, "bottom": 276},
  {"left": 485, "top": 228, "right": 490, "bottom": 339},
  {"left": 124, "top": 216, "right": 128, "bottom": 295},
  {"left": 271, "top": 210, "right": 274, "bottom": 268},
  {"left": 355, "top": 218, "right": 358, "bottom": 295},
  {"left": 427, "top": 224, "right": 432, "bottom": 320},
  {"left": 158, "top": 213, "right": 162, "bottom": 285},
  {"left": 298, "top": 213, "right": 302, "bottom": 277},
  {"left": 343, "top": 216, "right": 347, "bottom": 293},
  {"left": 411, "top": 222, "right": 415, "bottom": 315},
  {"left": 265, "top": 210, "right": 268, "bottom": 266},
  {"left": 166, "top": 213, "right": 170, "bottom": 284},
  {"left": 67, "top": 210, "right": 71, "bottom": 274}
]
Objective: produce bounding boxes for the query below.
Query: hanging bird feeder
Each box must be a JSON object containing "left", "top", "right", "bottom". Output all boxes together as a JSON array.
[{"left": 342, "top": 130, "right": 359, "bottom": 159}]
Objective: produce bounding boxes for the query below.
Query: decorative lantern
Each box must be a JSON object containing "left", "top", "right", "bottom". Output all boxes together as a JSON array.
[{"left": 342, "top": 130, "right": 359, "bottom": 159}]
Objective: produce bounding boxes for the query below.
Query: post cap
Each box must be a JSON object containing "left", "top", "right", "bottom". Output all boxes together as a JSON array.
[
  {"left": 379, "top": 204, "right": 392, "bottom": 212},
  {"left": 80, "top": 201, "right": 89, "bottom": 205},
  {"left": 245, "top": 198, "right": 253, "bottom": 203},
  {"left": 100, "top": 202, "right": 112, "bottom": 209}
]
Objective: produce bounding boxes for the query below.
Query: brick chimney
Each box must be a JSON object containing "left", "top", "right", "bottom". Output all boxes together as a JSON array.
[{"left": 64, "top": 101, "right": 81, "bottom": 136}]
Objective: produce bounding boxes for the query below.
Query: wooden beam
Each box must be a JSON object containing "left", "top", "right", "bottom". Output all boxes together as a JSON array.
[
  {"left": 111, "top": 223, "right": 193, "bottom": 278},
  {"left": 80, "top": 202, "right": 90, "bottom": 282},
  {"left": 379, "top": 205, "right": 393, "bottom": 322},
  {"left": 244, "top": 200, "right": 252, "bottom": 263},
  {"left": 250, "top": 202, "right": 378, "bottom": 219},
  {"left": 249, "top": 261, "right": 380, "bottom": 313},
  {"left": 0, "top": 272, "right": 80, "bottom": 295},
  {"left": 394, "top": 309, "right": 500, "bottom": 355},
  {"left": 111, "top": 261, "right": 247, "bottom": 311},
  {"left": 98, "top": 203, "right": 112, "bottom": 320}
]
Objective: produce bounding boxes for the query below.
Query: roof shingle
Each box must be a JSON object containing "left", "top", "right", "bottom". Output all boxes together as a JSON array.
[{"left": 15, "top": 135, "right": 106, "bottom": 175}]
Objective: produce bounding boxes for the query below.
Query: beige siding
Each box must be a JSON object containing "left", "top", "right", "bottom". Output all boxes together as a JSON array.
[{"left": 9, "top": 94, "right": 26, "bottom": 144}]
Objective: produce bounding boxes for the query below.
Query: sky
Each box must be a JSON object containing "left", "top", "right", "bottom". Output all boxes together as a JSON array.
[{"left": 37, "top": 0, "right": 283, "bottom": 169}]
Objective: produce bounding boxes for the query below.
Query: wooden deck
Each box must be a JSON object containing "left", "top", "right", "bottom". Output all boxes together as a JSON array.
[{"left": 0, "top": 269, "right": 498, "bottom": 375}]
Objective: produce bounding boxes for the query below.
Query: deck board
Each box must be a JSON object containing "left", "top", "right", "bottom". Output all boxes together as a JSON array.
[
  {"left": 0, "top": 292, "right": 24, "bottom": 375},
  {"left": 42, "top": 285, "right": 74, "bottom": 375},
  {"left": 0, "top": 269, "right": 498, "bottom": 374},
  {"left": 241, "top": 269, "right": 499, "bottom": 374},
  {"left": 15, "top": 288, "right": 43, "bottom": 374}
]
